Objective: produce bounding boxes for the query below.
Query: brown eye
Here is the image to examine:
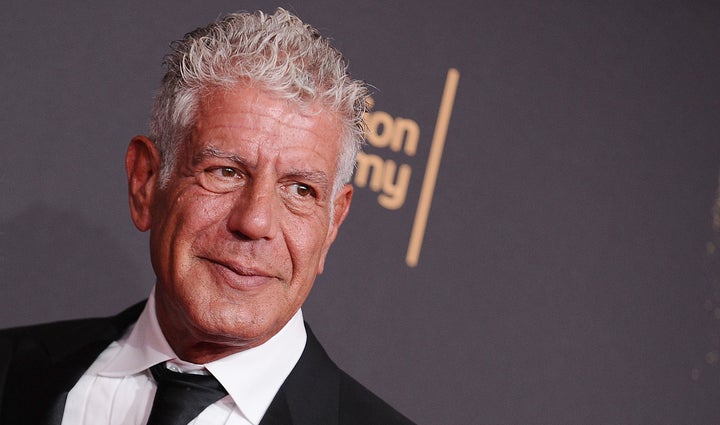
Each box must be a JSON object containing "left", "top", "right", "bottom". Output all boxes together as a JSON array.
[
  {"left": 198, "top": 166, "right": 244, "bottom": 193},
  {"left": 219, "top": 167, "right": 237, "bottom": 178},
  {"left": 292, "top": 183, "right": 314, "bottom": 197}
]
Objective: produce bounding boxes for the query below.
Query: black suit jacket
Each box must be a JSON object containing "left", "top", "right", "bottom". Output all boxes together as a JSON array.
[{"left": 0, "top": 302, "right": 415, "bottom": 425}]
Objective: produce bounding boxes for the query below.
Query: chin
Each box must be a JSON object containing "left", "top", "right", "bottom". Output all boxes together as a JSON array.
[{"left": 193, "top": 305, "right": 277, "bottom": 343}]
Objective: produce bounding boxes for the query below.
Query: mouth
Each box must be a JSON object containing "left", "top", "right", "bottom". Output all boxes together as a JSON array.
[{"left": 201, "top": 257, "right": 276, "bottom": 290}]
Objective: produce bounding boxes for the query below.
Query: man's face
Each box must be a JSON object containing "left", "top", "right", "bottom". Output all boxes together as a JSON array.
[{"left": 126, "top": 85, "right": 352, "bottom": 362}]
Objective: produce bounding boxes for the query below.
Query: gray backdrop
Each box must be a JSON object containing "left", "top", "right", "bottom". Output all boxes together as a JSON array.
[{"left": 2, "top": 1, "right": 720, "bottom": 424}]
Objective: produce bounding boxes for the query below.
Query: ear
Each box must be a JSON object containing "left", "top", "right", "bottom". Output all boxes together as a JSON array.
[
  {"left": 317, "top": 184, "right": 353, "bottom": 274},
  {"left": 125, "top": 135, "right": 161, "bottom": 232}
]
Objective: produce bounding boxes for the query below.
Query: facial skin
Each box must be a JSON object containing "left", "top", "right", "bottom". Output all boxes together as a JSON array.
[{"left": 125, "top": 85, "right": 353, "bottom": 363}]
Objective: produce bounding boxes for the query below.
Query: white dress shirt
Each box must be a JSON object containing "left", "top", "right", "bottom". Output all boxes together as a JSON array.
[{"left": 61, "top": 288, "right": 307, "bottom": 425}]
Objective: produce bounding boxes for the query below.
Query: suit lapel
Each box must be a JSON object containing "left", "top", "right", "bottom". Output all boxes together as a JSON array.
[
  {"left": 260, "top": 325, "right": 340, "bottom": 425},
  {"left": 40, "top": 337, "right": 120, "bottom": 424},
  {"left": 0, "top": 302, "right": 145, "bottom": 425},
  {"left": 257, "top": 387, "right": 292, "bottom": 425}
]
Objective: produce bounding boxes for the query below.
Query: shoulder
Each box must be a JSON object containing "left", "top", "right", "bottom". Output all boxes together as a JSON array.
[
  {"left": 0, "top": 301, "right": 145, "bottom": 363},
  {"left": 0, "top": 303, "right": 145, "bottom": 423},
  {"left": 337, "top": 369, "right": 417, "bottom": 425},
  {"left": 298, "top": 325, "right": 416, "bottom": 425}
]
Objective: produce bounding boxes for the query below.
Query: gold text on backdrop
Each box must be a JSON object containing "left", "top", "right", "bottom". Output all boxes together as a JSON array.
[
  {"left": 356, "top": 101, "right": 419, "bottom": 209},
  {"left": 354, "top": 68, "right": 460, "bottom": 267}
]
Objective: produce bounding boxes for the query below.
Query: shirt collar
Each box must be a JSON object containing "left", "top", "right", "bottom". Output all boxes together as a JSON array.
[
  {"left": 206, "top": 312, "right": 306, "bottom": 424},
  {"left": 99, "top": 287, "right": 176, "bottom": 376},
  {"left": 98, "top": 286, "right": 307, "bottom": 425}
]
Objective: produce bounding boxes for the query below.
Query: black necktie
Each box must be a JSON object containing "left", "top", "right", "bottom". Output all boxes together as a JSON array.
[{"left": 147, "top": 362, "right": 229, "bottom": 425}]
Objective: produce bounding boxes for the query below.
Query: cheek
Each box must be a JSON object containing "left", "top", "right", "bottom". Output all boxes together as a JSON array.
[
  {"left": 154, "top": 192, "right": 229, "bottom": 255},
  {"left": 284, "top": 218, "right": 331, "bottom": 274}
]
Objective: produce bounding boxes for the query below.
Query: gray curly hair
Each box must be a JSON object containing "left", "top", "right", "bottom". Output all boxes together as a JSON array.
[{"left": 149, "top": 8, "right": 369, "bottom": 195}]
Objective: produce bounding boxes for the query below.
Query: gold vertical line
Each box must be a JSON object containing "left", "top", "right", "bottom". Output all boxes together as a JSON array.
[{"left": 406, "top": 68, "right": 460, "bottom": 267}]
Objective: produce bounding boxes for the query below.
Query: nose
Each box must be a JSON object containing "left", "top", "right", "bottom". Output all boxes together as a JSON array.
[{"left": 226, "top": 180, "right": 278, "bottom": 240}]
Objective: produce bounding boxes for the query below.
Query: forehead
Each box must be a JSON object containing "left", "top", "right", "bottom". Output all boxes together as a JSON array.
[{"left": 189, "top": 86, "right": 343, "bottom": 161}]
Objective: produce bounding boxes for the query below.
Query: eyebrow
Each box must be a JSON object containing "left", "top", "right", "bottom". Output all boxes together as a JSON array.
[
  {"left": 192, "top": 146, "right": 248, "bottom": 167},
  {"left": 286, "top": 169, "right": 330, "bottom": 191}
]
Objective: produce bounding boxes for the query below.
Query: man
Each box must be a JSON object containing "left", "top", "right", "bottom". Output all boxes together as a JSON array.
[{"left": 0, "top": 8, "right": 415, "bottom": 425}]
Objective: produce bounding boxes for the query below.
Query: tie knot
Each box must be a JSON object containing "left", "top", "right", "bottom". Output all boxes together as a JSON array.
[
  {"left": 147, "top": 362, "right": 229, "bottom": 425},
  {"left": 150, "top": 362, "right": 226, "bottom": 392}
]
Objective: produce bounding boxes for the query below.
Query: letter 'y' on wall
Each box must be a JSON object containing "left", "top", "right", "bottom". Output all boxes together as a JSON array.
[{"left": 406, "top": 68, "right": 460, "bottom": 267}]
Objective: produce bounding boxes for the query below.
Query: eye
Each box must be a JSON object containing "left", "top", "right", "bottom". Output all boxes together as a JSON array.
[
  {"left": 290, "top": 183, "right": 315, "bottom": 198},
  {"left": 213, "top": 167, "right": 238, "bottom": 178},
  {"left": 198, "top": 166, "right": 244, "bottom": 193}
]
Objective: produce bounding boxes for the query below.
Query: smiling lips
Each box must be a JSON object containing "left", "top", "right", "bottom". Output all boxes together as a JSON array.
[{"left": 204, "top": 257, "right": 277, "bottom": 290}]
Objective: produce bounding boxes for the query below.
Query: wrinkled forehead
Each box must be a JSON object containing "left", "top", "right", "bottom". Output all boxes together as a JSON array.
[
  {"left": 193, "top": 84, "right": 344, "bottom": 138},
  {"left": 183, "top": 86, "right": 344, "bottom": 172}
]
